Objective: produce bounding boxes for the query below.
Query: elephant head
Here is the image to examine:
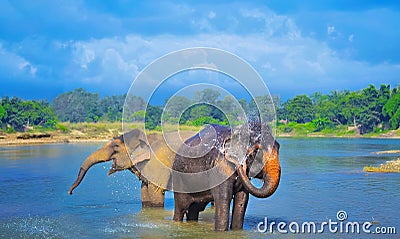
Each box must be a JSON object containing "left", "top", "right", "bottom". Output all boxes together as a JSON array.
[
  {"left": 223, "top": 122, "right": 281, "bottom": 198},
  {"left": 68, "top": 129, "right": 152, "bottom": 195}
]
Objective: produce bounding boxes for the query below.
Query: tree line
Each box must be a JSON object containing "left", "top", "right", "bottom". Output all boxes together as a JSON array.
[
  {"left": 279, "top": 84, "right": 399, "bottom": 134},
  {"left": 0, "top": 97, "right": 56, "bottom": 132},
  {"left": 0, "top": 84, "right": 399, "bottom": 133}
]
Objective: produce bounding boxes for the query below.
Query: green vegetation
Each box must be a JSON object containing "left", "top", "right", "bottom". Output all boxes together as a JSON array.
[
  {"left": 278, "top": 84, "right": 399, "bottom": 136},
  {"left": 1, "top": 84, "right": 399, "bottom": 135},
  {"left": 280, "top": 95, "right": 314, "bottom": 123},
  {"left": 0, "top": 96, "right": 57, "bottom": 132}
]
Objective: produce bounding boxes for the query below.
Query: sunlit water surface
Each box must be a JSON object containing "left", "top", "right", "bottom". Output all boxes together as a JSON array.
[{"left": 0, "top": 138, "right": 399, "bottom": 238}]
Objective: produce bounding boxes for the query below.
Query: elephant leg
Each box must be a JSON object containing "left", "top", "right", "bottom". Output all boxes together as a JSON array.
[
  {"left": 187, "top": 202, "right": 208, "bottom": 221},
  {"left": 141, "top": 181, "right": 164, "bottom": 207},
  {"left": 211, "top": 180, "right": 234, "bottom": 231},
  {"left": 230, "top": 190, "right": 249, "bottom": 230},
  {"left": 147, "top": 182, "right": 164, "bottom": 207},
  {"left": 141, "top": 181, "right": 151, "bottom": 207},
  {"left": 173, "top": 192, "right": 192, "bottom": 221}
]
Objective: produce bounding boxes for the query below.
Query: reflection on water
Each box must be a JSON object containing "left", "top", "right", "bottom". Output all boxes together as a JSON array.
[
  {"left": 0, "top": 138, "right": 399, "bottom": 238},
  {"left": 0, "top": 145, "right": 67, "bottom": 160}
]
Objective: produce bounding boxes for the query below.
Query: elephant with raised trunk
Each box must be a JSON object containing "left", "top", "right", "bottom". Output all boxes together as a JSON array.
[
  {"left": 68, "top": 129, "right": 192, "bottom": 207},
  {"left": 172, "top": 123, "right": 281, "bottom": 231}
]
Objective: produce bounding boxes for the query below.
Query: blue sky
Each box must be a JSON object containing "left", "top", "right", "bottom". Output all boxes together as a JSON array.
[{"left": 0, "top": 0, "right": 399, "bottom": 103}]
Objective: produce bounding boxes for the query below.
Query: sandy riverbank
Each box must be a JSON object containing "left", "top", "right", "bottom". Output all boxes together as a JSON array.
[
  {"left": 364, "top": 150, "right": 400, "bottom": 173},
  {"left": 0, "top": 129, "right": 198, "bottom": 146},
  {"left": 1, "top": 131, "right": 400, "bottom": 146},
  {"left": 364, "top": 159, "right": 400, "bottom": 173},
  {"left": 0, "top": 132, "right": 111, "bottom": 146},
  {"left": 0, "top": 135, "right": 109, "bottom": 146}
]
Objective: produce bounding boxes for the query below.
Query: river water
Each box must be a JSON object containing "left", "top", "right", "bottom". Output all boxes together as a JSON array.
[{"left": 0, "top": 138, "right": 399, "bottom": 238}]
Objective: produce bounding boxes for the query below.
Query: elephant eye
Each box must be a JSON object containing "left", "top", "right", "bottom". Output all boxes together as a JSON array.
[{"left": 113, "top": 144, "right": 120, "bottom": 151}]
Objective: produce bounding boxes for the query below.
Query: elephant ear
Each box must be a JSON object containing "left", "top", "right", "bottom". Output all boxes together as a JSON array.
[
  {"left": 248, "top": 149, "right": 264, "bottom": 177},
  {"left": 221, "top": 126, "right": 249, "bottom": 166},
  {"left": 124, "top": 129, "right": 151, "bottom": 166},
  {"left": 131, "top": 141, "right": 151, "bottom": 165},
  {"left": 221, "top": 137, "right": 241, "bottom": 167}
]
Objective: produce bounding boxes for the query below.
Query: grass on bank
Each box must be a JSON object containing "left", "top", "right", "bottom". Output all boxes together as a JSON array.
[
  {"left": 2, "top": 120, "right": 399, "bottom": 139},
  {"left": 276, "top": 121, "right": 400, "bottom": 138},
  {"left": 276, "top": 122, "right": 358, "bottom": 137},
  {"left": 15, "top": 122, "right": 202, "bottom": 138}
]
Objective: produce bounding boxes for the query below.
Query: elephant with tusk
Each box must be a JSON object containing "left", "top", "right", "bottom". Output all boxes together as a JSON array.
[
  {"left": 172, "top": 122, "right": 281, "bottom": 231},
  {"left": 68, "top": 129, "right": 193, "bottom": 207}
]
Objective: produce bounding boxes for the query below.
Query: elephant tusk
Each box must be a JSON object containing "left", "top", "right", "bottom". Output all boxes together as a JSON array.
[
  {"left": 224, "top": 153, "right": 240, "bottom": 167},
  {"left": 243, "top": 159, "right": 247, "bottom": 174},
  {"left": 128, "top": 167, "right": 141, "bottom": 178},
  {"left": 246, "top": 143, "right": 261, "bottom": 155},
  {"left": 221, "top": 138, "right": 239, "bottom": 167}
]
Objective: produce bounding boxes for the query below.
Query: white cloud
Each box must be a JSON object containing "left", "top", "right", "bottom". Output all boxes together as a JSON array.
[
  {"left": 327, "top": 25, "right": 335, "bottom": 35},
  {"left": 73, "top": 43, "right": 96, "bottom": 69},
  {"left": 208, "top": 11, "right": 216, "bottom": 19},
  {"left": 348, "top": 34, "right": 354, "bottom": 42},
  {"left": 240, "top": 8, "right": 301, "bottom": 39},
  {"left": 3, "top": 3, "right": 397, "bottom": 99},
  {"left": 0, "top": 44, "right": 37, "bottom": 78},
  {"left": 18, "top": 61, "right": 37, "bottom": 76},
  {"left": 64, "top": 31, "right": 400, "bottom": 99}
]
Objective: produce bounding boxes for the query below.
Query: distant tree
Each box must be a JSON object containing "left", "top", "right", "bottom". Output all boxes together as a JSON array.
[
  {"left": 312, "top": 117, "right": 333, "bottom": 131},
  {"left": 315, "top": 98, "right": 338, "bottom": 123},
  {"left": 248, "top": 95, "right": 277, "bottom": 122},
  {"left": 194, "top": 89, "right": 220, "bottom": 105},
  {"left": 1, "top": 97, "right": 56, "bottom": 131},
  {"left": 52, "top": 88, "right": 101, "bottom": 122},
  {"left": 100, "top": 95, "right": 125, "bottom": 122},
  {"left": 358, "top": 84, "right": 389, "bottom": 132},
  {"left": 217, "top": 95, "right": 236, "bottom": 115},
  {"left": 0, "top": 100, "right": 11, "bottom": 129},
  {"left": 123, "top": 95, "right": 146, "bottom": 122},
  {"left": 331, "top": 84, "right": 389, "bottom": 133},
  {"left": 283, "top": 95, "right": 314, "bottom": 123},
  {"left": 145, "top": 105, "right": 162, "bottom": 130},
  {"left": 0, "top": 105, "right": 6, "bottom": 124},
  {"left": 217, "top": 95, "right": 242, "bottom": 123},
  {"left": 272, "top": 95, "right": 281, "bottom": 115},
  {"left": 191, "top": 116, "right": 228, "bottom": 126},
  {"left": 383, "top": 90, "right": 400, "bottom": 129},
  {"left": 310, "top": 92, "right": 324, "bottom": 105},
  {"left": 327, "top": 90, "right": 351, "bottom": 125},
  {"left": 131, "top": 110, "right": 145, "bottom": 121},
  {"left": 125, "top": 95, "right": 146, "bottom": 112},
  {"left": 238, "top": 98, "right": 247, "bottom": 112},
  {"left": 340, "top": 91, "right": 364, "bottom": 130},
  {"left": 377, "top": 84, "right": 392, "bottom": 129},
  {"left": 189, "top": 104, "right": 212, "bottom": 120},
  {"left": 164, "top": 96, "right": 192, "bottom": 121}
]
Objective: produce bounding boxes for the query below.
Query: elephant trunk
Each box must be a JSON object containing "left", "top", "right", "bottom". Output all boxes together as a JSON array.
[
  {"left": 237, "top": 145, "right": 280, "bottom": 198},
  {"left": 68, "top": 143, "right": 114, "bottom": 195},
  {"left": 68, "top": 168, "right": 87, "bottom": 195}
]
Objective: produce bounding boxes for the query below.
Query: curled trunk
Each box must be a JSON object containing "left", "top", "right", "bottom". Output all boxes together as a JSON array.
[{"left": 237, "top": 147, "right": 280, "bottom": 198}]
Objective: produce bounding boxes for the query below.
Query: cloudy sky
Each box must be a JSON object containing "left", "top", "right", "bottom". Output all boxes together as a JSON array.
[{"left": 1, "top": 0, "right": 399, "bottom": 103}]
